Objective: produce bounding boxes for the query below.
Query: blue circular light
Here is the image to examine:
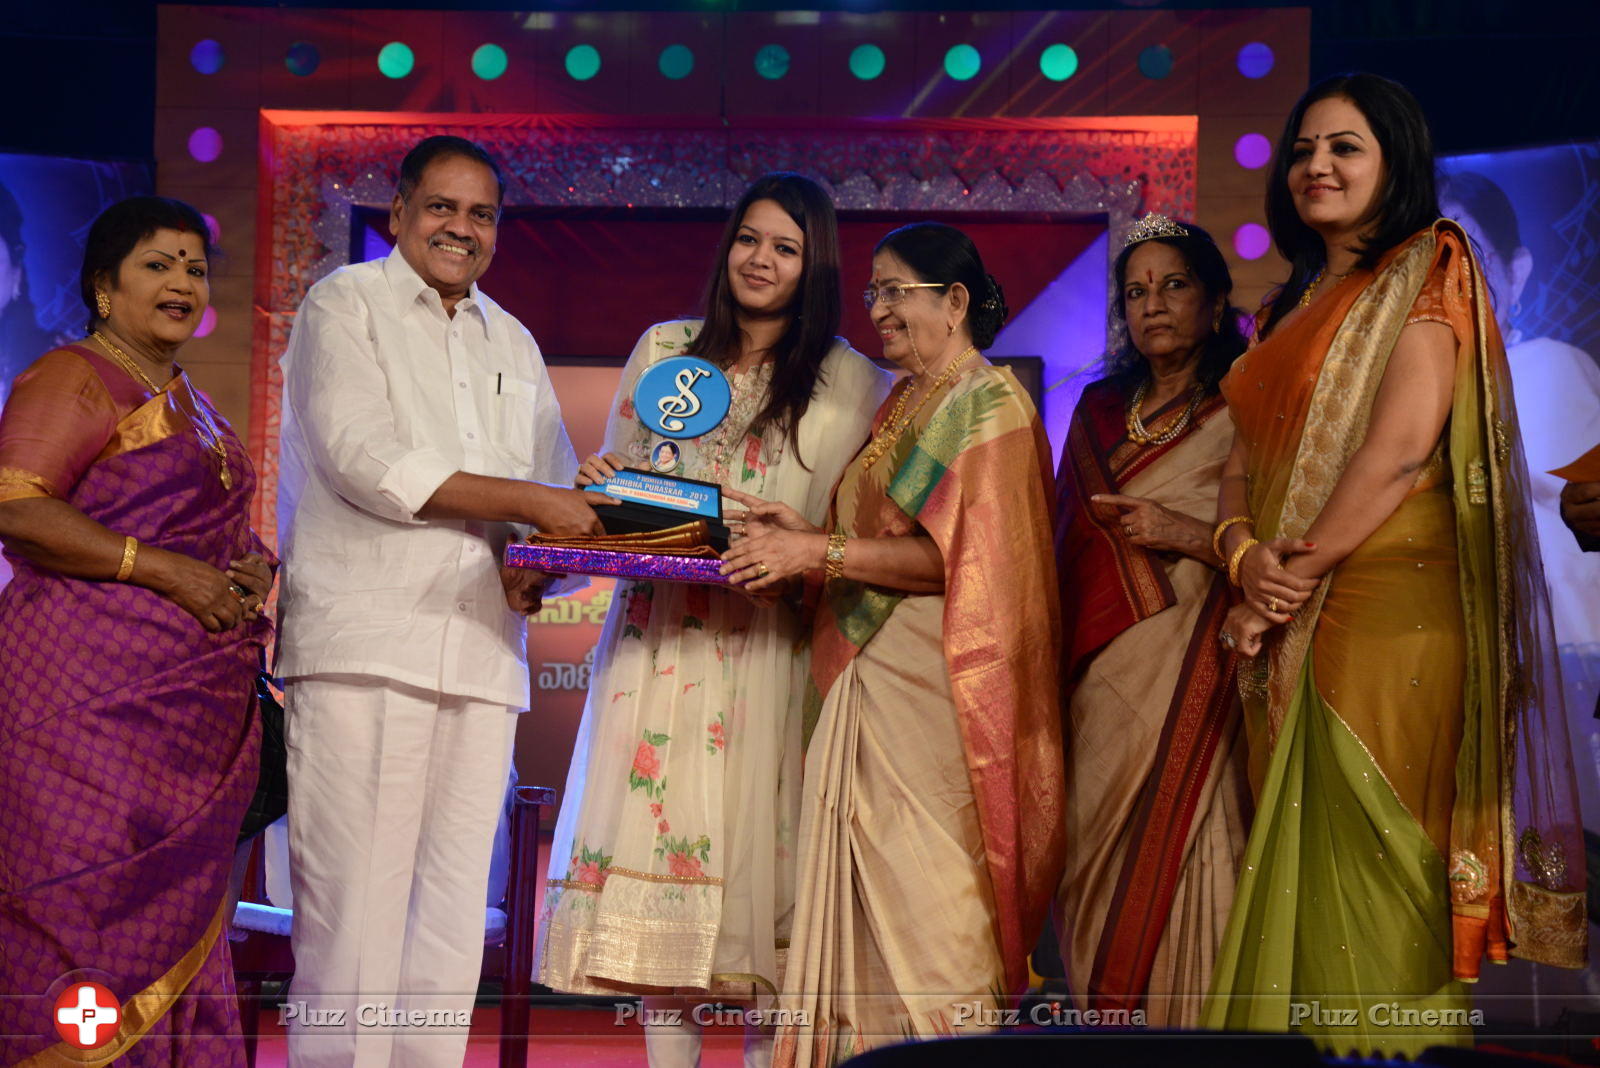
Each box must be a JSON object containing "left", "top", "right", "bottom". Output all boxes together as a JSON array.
[
  {"left": 1040, "top": 43, "right": 1078, "bottom": 82},
  {"left": 566, "top": 44, "right": 601, "bottom": 81},
  {"left": 849, "top": 44, "right": 885, "bottom": 81},
  {"left": 659, "top": 44, "right": 694, "bottom": 81},
  {"left": 378, "top": 42, "right": 415, "bottom": 80},
  {"left": 285, "top": 42, "right": 320, "bottom": 77},
  {"left": 471, "top": 43, "right": 508, "bottom": 81},
  {"left": 755, "top": 44, "right": 790, "bottom": 80},
  {"left": 944, "top": 44, "right": 981, "bottom": 82},
  {"left": 1137, "top": 44, "right": 1173, "bottom": 80},
  {"left": 190, "top": 39, "right": 225, "bottom": 76},
  {"left": 1236, "top": 42, "right": 1275, "bottom": 79}
]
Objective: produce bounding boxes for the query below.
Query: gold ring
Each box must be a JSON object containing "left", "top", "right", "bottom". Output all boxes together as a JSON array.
[
  {"left": 228, "top": 583, "right": 248, "bottom": 602},
  {"left": 1268, "top": 596, "right": 1281, "bottom": 613},
  {"left": 1123, "top": 525, "right": 1135, "bottom": 536},
  {"left": 756, "top": 563, "right": 770, "bottom": 577}
]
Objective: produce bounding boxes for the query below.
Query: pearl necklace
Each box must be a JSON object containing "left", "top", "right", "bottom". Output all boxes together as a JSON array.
[
  {"left": 93, "top": 330, "right": 232, "bottom": 490},
  {"left": 859, "top": 346, "right": 977, "bottom": 471},
  {"left": 1125, "top": 378, "right": 1203, "bottom": 447}
]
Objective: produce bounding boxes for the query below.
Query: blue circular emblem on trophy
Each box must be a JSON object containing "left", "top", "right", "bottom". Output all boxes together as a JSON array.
[{"left": 634, "top": 357, "right": 732, "bottom": 440}]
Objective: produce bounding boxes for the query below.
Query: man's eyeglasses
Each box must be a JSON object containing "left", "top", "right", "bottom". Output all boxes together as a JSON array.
[{"left": 861, "top": 282, "right": 947, "bottom": 310}]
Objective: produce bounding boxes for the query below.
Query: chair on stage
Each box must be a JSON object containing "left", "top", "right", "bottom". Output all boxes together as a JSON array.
[{"left": 230, "top": 784, "right": 555, "bottom": 1068}]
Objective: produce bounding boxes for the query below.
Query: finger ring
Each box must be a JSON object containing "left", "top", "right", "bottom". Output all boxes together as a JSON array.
[
  {"left": 1123, "top": 525, "right": 1135, "bottom": 536},
  {"left": 1219, "top": 631, "right": 1238, "bottom": 650},
  {"left": 1268, "top": 596, "right": 1281, "bottom": 613},
  {"left": 756, "top": 563, "right": 770, "bottom": 577},
  {"left": 228, "top": 583, "right": 248, "bottom": 602}
]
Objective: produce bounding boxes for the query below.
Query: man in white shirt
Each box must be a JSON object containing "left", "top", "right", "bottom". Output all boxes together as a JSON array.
[{"left": 275, "top": 135, "right": 603, "bottom": 1067}]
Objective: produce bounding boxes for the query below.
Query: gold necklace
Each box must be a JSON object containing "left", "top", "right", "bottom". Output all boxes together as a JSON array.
[
  {"left": 1297, "top": 265, "right": 1351, "bottom": 309},
  {"left": 1125, "top": 378, "right": 1203, "bottom": 447},
  {"left": 92, "top": 330, "right": 232, "bottom": 490},
  {"left": 859, "top": 346, "right": 977, "bottom": 471}
]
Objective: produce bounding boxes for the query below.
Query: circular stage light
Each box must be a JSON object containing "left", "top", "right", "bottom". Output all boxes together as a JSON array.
[
  {"left": 849, "top": 44, "right": 885, "bottom": 81},
  {"left": 187, "top": 127, "right": 223, "bottom": 164},
  {"left": 1237, "top": 42, "right": 1275, "bottom": 79},
  {"left": 1138, "top": 44, "right": 1173, "bottom": 80},
  {"left": 944, "top": 44, "right": 981, "bottom": 82},
  {"left": 285, "top": 42, "right": 320, "bottom": 77},
  {"left": 1040, "top": 43, "right": 1079, "bottom": 82},
  {"left": 566, "top": 44, "right": 601, "bottom": 81},
  {"left": 195, "top": 306, "right": 218, "bottom": 339},
  {"left": 755, "top": 44, "right": 790, "bottom": 80},
  {"left": 1233, "top": 222, "right": 1271, "bottom": 261},
  {"left": 202, "top": 213, "right": 221, "bottom": 245},
  {"left": 1234, "top": 132, "right": 1272, "bottom": 170},
  {"left": 378, "top": 42, "right": 415, "bottom": 79},
  {"left": 659, "top": 44, "right": 694, "bottom": 80},
  {"left": 190, "top": 39, "right": 225, "bottom": 76},
  {"left": 472, "top": 44, "right": 508, "bottom": 81}
]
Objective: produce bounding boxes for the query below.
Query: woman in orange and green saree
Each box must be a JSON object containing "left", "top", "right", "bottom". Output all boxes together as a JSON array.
[
  {"left": 1205, "top": 73, "right": 1588, "bottom": 1056},
  {"left": 722, "top": 222, "right": 1065, "bottom": 1065}
]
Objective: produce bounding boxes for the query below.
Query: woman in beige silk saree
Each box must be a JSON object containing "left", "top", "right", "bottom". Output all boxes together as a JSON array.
[
  {"left": 1054, "top": 217, "right": 1251, "bottom": 1029},
  {"left": 1207, "top": 74, "right": 1587, "bottom": 1057},
  {"left": 723, "top": 222, "right": 1065, "bottom": 1066}
]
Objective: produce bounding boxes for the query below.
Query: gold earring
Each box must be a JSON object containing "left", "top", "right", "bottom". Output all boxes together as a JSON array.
[
  {"left": 95, "top": 291, "right": 111, "bottom": 319},
  {"left": 1212, "top": 306, "right": 1224, "bottom": 332}
]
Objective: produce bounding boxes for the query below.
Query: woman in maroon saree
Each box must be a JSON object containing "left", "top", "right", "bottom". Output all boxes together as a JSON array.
[
  {"left": 0, "top": 197, "right": 273, "bottom": 1066},
  {"left": 1053, "top": 217, "right": 1252, "bottom": 1027}
]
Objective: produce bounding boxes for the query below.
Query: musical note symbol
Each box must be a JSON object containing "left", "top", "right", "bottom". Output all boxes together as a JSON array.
[{"left": 657, "top": 367, "right": 712, "bottom": 433}]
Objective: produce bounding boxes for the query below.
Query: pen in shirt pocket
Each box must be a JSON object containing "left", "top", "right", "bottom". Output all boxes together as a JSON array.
[{"left": 496, "top": 372, "right": 502, "bottom": 395}]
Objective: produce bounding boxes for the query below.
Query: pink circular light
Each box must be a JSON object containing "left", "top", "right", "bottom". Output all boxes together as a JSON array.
[
  {"left": 1233, "top": 132, "right": 1272, "bottom": 170},
  {"left": 1233, "top": 223, "right": 1271, "bottom": 260},
  {"left": 187, "top": 127, "right": 223, "bottom": 163},
  {"left": 202, "top": 213, "right": 221, "bottom": 245},
  {"left": 195, "top": 306, "right": 218, "bottom": 338}
]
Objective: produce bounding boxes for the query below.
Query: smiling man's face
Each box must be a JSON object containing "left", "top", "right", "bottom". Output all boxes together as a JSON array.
[{"left": 389, "top": 153, "right": 501, "bottom": 311}]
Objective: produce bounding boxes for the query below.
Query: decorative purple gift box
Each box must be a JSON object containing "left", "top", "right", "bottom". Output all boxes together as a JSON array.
[{"left": 504, "top": 542, "right": 729, "bottom": 585}]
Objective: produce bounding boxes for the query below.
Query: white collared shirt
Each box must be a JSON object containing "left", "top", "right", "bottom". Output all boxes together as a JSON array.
[{"left": 275, "top": 247, "right": 578, "bottom": 707}]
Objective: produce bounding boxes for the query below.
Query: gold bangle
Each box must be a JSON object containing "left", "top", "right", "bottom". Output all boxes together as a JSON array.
[
  {"left": 1211, "top": 514, "right": 1253, "bottom": 559},
  {"left": 824, "top": 532, "right": 847, "bottom": 581},
  {"left": 115, "top": 535, "right": 139, "bottom": 582},
  {"left": 1227, "top": 537, "right": 1258, "bottom": 587}
]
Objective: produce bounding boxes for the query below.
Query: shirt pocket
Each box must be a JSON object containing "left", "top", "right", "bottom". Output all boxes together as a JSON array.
[{"left": 487, "top": 376, "right": 541, "bottom": 477}]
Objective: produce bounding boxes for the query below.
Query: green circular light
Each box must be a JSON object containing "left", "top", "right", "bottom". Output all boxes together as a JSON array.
[
  {"left": 659, "top": 44, "right": 694, "bottom": 81},
  {"left": 1040, "top": 43, "right": 1079, "bottom": 82},
  {"left": 849, "top": 43, "right": 885, "bottom": 81},
  {"left": 755, "top": 44, "right": 790, "bottom": 80},
  {"left": 377, "top": 41, "right": 414, "bottom": 79},
  {"left": 471, "top": 43, "right": 507, "bottom": 81},
  {"left": 944, "top": 44, "right": 980, "bottom": 82},
  {"left": 565, "top": 44, "right": 601, "bottom": 81}
]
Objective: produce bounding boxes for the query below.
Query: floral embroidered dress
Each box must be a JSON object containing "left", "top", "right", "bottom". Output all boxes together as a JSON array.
[{"left": 536, "top": 319, "right": 888, "bottom": 999}]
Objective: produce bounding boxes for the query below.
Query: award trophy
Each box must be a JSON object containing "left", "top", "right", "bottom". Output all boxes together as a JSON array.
[{"left": 504, "top": 356, "right": 737, "bottom": 585}]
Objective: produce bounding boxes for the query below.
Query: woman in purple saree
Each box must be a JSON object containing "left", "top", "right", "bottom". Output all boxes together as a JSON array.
[{"left": 0, "top": 197, "right": 273, "bottom": 1066}]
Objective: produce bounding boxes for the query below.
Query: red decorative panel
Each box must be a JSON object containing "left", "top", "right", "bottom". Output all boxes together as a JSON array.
[{"left": 1104, "top": 10, "right": 1201, "bottom": 116}]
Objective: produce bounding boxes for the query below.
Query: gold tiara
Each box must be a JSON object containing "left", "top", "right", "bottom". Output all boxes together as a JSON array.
[{"left": 1124, "top": 213, "right": 1190, "bottom": 247}]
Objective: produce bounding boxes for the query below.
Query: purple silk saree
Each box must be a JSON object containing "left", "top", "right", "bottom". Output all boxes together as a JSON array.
[{"left": 0, "top": 345, "right": 270, "bottom": 1066}]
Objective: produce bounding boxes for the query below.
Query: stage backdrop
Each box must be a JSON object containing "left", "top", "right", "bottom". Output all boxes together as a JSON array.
[
  {"left": 0, "top": 152, "right": 151, "bottom": 590},
  {"left": 1438, "top": 144, "right": 1600, "bottom": 886}
]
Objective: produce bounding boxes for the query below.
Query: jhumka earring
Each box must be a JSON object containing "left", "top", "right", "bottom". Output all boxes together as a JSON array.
[{"left": 95, "top": 291, "right": 111, "bottom": 319}]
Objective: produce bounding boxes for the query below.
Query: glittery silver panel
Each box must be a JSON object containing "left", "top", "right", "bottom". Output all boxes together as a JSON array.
[{"left": 276, "top": 120, "right": 1195, "bottom": 312}]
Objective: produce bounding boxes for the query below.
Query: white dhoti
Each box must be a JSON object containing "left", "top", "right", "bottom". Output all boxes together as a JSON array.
[{"left": 284, "top": 673, "right": 517, "bottom": 1068}]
